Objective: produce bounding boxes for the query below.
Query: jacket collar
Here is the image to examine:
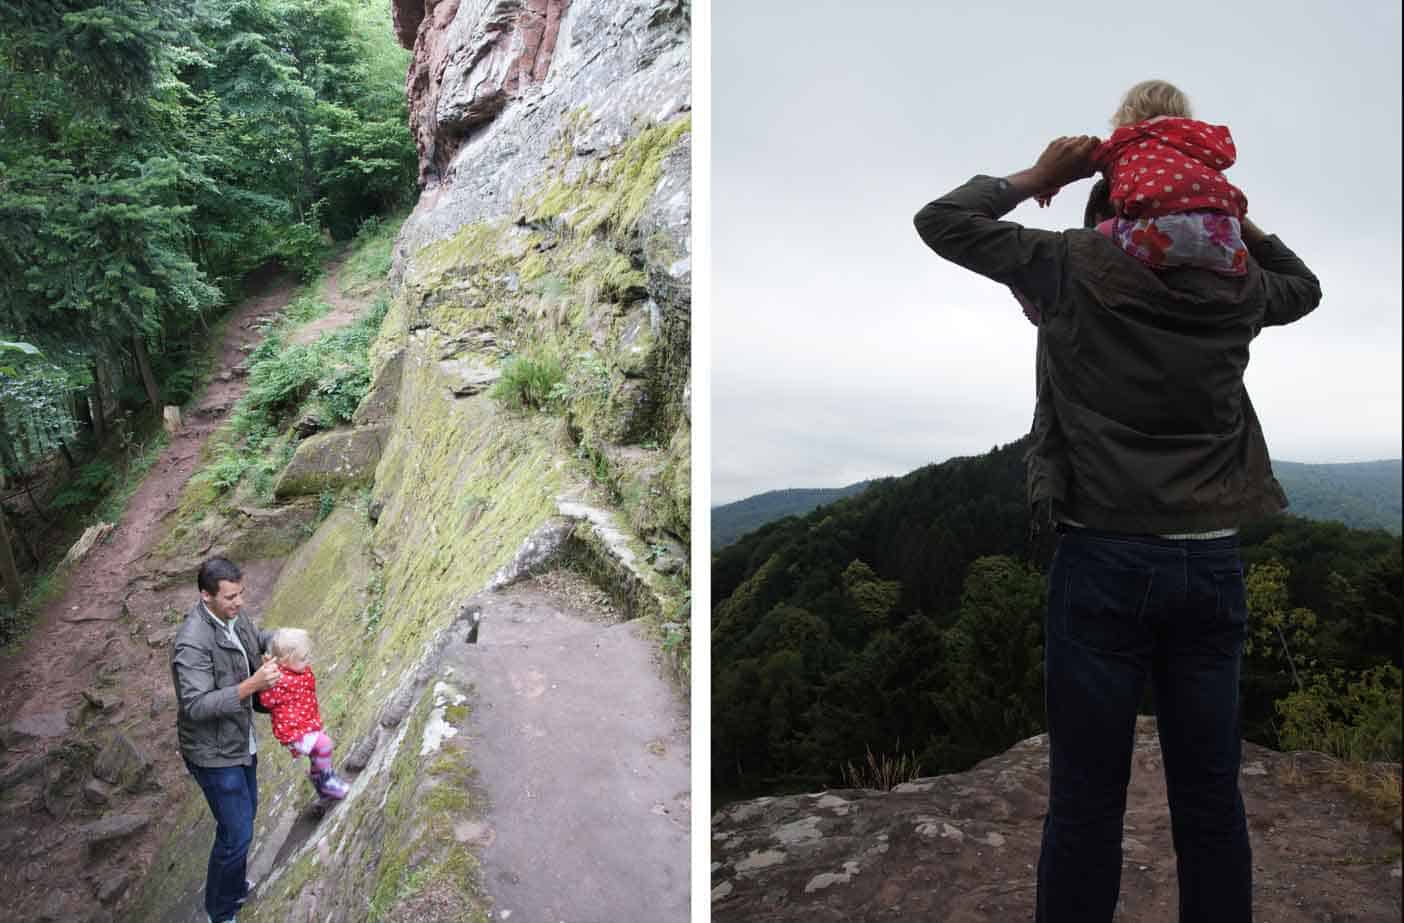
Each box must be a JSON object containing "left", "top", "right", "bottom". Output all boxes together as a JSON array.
[{"left": 199, "top": 600, "right": 246, "bottom": 651}]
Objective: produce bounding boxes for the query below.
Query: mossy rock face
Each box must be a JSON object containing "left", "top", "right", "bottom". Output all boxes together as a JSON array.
[
  {"left": 660, "top": 421, "right": 690, "bottom": 544},
  {"left": 613, "top": 301, "right": 659, "bottom": 379},
  {"left": 353, "top": 347, "right": 405, "bottom": 425},
  {"left": 273, "top": 424, "right": 389, "bottom": 499},
  {"left": 603, "top": 444, "right": 669, "bottom": 539},
  {"left": 128, "top": 8, "right": 690, "bottom": 918},
  {"left": 145, "top": 499, "right": 319, "bottom": 588}
]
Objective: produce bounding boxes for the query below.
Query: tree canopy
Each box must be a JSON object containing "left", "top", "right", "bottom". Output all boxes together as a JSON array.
[{"left": 0, "top": 0, "right": 416, "bottom": 475}]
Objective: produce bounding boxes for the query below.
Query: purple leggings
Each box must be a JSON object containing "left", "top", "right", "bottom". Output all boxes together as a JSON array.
[{"left": 289, "top": 730, "right": 334, "bottom": 774}]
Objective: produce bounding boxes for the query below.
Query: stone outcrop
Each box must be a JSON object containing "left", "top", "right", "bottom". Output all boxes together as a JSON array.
[
  {"left": 398, "top": 0, "right": 572, "bottom": 186},
  {"left": 712, "top": 716, "right": 1403, "bottom": 922},
  {"left": 271, "top": 424, "right": 388, "bottom": 498}
]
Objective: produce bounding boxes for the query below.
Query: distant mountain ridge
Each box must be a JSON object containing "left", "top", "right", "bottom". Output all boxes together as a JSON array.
[
  {"left": 1272, "top": 459, "right": 1400, "bottom": 535},
  {"left": 711, "top": 480, "right": 878, "bottom": 549},
  {"left": 713, "top": 458, "right": 1401, "bottom": 550}
]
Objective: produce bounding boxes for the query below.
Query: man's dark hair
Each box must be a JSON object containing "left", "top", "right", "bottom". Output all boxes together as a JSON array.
[
  {"left": 1084, "top": 177, "right": 1113, "bottom": 229},
  {"left": 198, "top": 557, "right": 242, "bottom": 595}
]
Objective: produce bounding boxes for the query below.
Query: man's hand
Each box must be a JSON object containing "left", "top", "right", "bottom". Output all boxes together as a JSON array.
[
  {"left": 238, "top": 655, "right": 282, "bottom": 699},
  {"left": 1032, "top": 135, "right": 1100, "bottom": 189},
  {"left": 1007, "top": 135, "right": 1101, "bottom": 204}
]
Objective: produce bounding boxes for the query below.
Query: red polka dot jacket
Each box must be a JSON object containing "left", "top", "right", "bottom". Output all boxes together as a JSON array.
[
  {"left": 1093, "top": 117, "right": 1247, "bottom": 220},
  {"left": 256, "top": 666, "right": 324, "bottom": 745}
]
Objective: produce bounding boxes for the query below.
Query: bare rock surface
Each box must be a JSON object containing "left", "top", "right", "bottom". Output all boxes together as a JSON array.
[
  {"left": 712, "top": 717, "right": 1403, "bottom": 922},
  {"left": 80, "top": 812, "right": 152, "bottom": 846},
  {"left": 441, "top": 580, "right": 689, "bottom": 921},
  {"left": 392, "top": 0, "right": 690, "bottom": 268}
]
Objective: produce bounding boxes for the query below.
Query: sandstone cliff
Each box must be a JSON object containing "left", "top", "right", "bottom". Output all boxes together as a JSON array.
[
  {"left": 712, "top": 716, "right": 1401, "bottom": 922},
  {"left": 105, "top": 1, "right": 692, "bottom": 920}
]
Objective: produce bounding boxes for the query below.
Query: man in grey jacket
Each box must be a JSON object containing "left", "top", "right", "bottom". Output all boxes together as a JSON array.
[
  {"left": 914, "top": 137, "right": 1320, "bottom": 923},
  {"left": 171, "top": 557, "right": 282, "bottom": 923}
]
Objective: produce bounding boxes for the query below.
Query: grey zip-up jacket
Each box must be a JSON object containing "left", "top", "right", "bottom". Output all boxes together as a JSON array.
[
  {"left": 171, "top": 601, "right": 271, "bottom": 767},
  {"left": 914, "top": 175, "right": 1322, "bottom": 534}
]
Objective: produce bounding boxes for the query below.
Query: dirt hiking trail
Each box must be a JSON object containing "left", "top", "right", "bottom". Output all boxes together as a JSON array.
[{"left": 0, "top": 255, "right": 362, "bottom": 923}]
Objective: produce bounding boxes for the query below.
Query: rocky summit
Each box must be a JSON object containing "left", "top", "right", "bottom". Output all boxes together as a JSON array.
[{"left": 712, "top": 716, "right": 1402, "bottom": 922}]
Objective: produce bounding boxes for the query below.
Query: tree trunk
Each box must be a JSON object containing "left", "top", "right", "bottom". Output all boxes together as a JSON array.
[
  {"left": 295, "top": 117, "right": 320, "bottom": 221},
  {"left": 0, "top": 405, "right": 20, "bottom": 478},
  {"left": 132, "top": 335, "right": 162, "bottom": 409},
  {"left": 0, "top": 506, "right": 21, "bottom": 609},
  {"left": 89, "top": 361, "right": 106, "bottom": 446},
  {"left": 57, "top": 438, "right": 76, "bottom": 470},
  {"left": 73, "top": 389, "right": 90, "bottom": 426},
  {"left": 23, "top": 476, "right": 49, "bottom": 524},
  {"left": 12, "top": 515, "right": 38, "bottom": 567}
]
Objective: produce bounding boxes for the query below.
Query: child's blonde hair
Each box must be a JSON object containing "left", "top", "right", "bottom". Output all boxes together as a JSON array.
[
  {"left": 1111, "top": 79, "right": 1192, "bottom": 127},
  {"left": 270, "top": 627, "right": 312, "bottom": 663}
]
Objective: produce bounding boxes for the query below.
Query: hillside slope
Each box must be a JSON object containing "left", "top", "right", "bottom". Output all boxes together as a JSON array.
[
  {"left": 712, "top": 481, "right": 876, "bottom": 550},
  {"left": 1275, "top": 458, "right": 1401, "bottom": 534},
  {"left": 713, "top": 458, "right": 1402, "bottom": 552},
  {"left": 712, "top": 439, "right": 1402, "bottom": 803}
]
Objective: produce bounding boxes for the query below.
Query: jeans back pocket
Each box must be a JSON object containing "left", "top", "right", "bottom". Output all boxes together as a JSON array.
[{"left": 1058, "top": 562, "right": 1155, "bottom": 654}]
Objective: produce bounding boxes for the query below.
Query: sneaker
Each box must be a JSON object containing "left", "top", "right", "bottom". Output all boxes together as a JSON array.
[{"left": 312, "top": 769, "right": 349, "bottom": 800}]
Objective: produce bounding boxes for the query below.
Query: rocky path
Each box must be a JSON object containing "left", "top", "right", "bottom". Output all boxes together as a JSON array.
[
  {"left": 0, "top": 256, "right": 363, "bottom": 922},
  {"left": 441, "top": 577, "right": 691, "bottom": 922}
]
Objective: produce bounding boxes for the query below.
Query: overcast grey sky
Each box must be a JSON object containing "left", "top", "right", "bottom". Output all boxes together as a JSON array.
[{"left": 711, "top": 1, "right": 1402, "bottom": 505}]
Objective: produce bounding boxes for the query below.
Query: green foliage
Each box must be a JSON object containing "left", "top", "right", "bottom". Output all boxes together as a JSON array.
[
  {"left": 193, "top": 270, "right": 387, "bottom": 499},
  {"left": 1245, "top": 559, "right": 1318, "bottom": 685},
  {"left": 340, "top": 213, "right": 405, "bottom": 295},
  {"left": 49, "top": 460, "right": 118, "bottom": 511},
  {"left": 490, "top": 351, "right": 566, "bottom": 411},
  {"left": 277, "top": 219, "right": 331, "bottom": 281},
  {"left": 713, "top": 437, "right": 1404, "bottom": 801},
  {"left": 315, "top": 489, "right": 336, "bottom": 524},
  {"left": 362, "top": 568, "right": 385, "bottom": 632},
  {"left": 283, "top": 293, "right": 332, "bottom": 326},
  {"left": 927, "top": 556, "right": 1045, "bottom": 770},
  {"left": 1277, "top": 665, "right": 1402, "bottom": 763},
  {"left": 0, "top": 0, "right": 416, "bottom": 475}
]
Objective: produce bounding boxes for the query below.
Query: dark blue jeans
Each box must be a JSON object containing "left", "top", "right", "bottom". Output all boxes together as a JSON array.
[
  {"left": 1036, "top": 527, "right": 1252, "bottom": 923},
  {"left": 186, "top": 756, "right": 257, "bottom": 921}
]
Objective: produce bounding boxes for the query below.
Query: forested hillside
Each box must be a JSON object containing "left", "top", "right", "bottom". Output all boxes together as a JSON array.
[
  {"left": 1274, "top": 459, "right": 1402, "bottom": 534},
  {"left": 713, "top": 458, "right": 1401, "bottom": 554},
  {"left": 712, "top": 481, "right": 876, "bottom": 550},
  {"left": 0, "top": 0, "right": 417, "bottom": 616},
  {"left": 712, "top": 438, "right": 1403, "bottom": 801}
]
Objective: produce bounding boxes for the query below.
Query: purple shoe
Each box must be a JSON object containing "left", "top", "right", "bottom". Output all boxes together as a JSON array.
[{"left": 312, "top": 769, "right": 349, "bottom": 800}]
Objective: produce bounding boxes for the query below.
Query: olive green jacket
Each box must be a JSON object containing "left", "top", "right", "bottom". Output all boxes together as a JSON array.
[
  {"left": 170, "top": 601, "right": 271, "bottom": 768},
  {"left": 914, "top": 176, "right": 1322, "bottom": 533}
]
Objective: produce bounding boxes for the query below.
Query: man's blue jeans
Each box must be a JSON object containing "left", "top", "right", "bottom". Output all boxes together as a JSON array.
[
  {"left": 186, "top": 756, "right": 257, "bottom": 921},
  {"left": 1036, "top": 526, "right": 1253, "bottom": 922}
]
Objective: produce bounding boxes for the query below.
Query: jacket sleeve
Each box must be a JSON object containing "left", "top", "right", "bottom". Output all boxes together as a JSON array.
[
  {"left": 1248, "top": 234, "right": 1322, "bottom": 328},
  {"left": 914, "top": 175, "right": 1070, "bottom": 317},
  {"left": 172, "top": 637, "right": 242, "bottom": 722}
]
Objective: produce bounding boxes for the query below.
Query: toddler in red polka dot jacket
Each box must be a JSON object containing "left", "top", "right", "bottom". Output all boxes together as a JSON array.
[
  {"left": 1041, "top": 79, "right": 1250, "bottom": 276},
  {"left": 257, "top": 627, "right": 350, "bottom": 801}
]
